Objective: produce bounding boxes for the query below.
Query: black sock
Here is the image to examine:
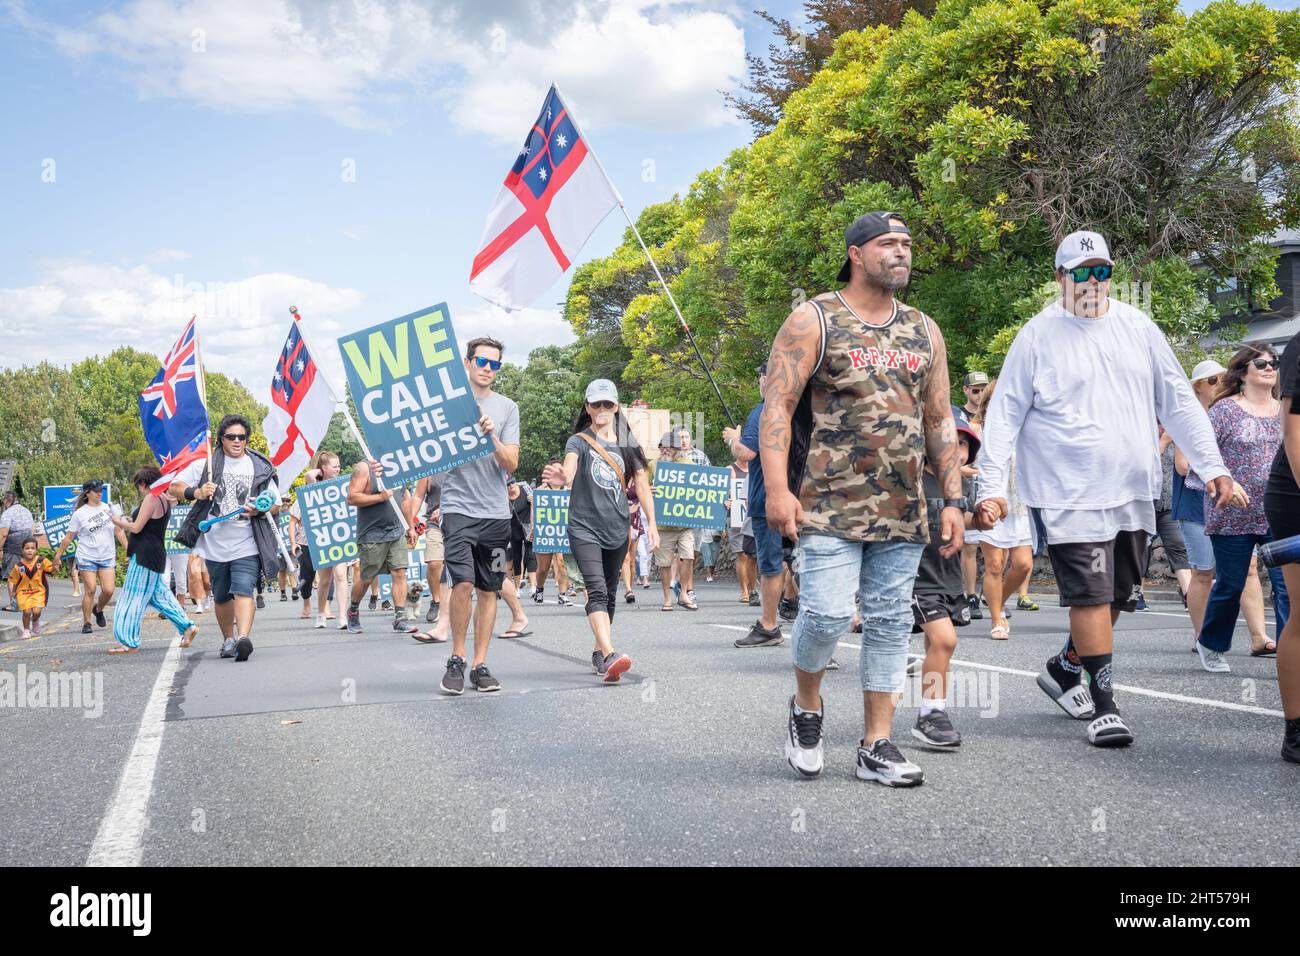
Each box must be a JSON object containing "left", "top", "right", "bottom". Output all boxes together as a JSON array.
[
  {"left": 1080, "top": 654, "right": 1117, "bottom": 715},
  {"left": 349, "top": 601, "right": 360, "bottom": 613},
  {"left": 1046, "top": 635, "right": 1083, "bottom": 687}
]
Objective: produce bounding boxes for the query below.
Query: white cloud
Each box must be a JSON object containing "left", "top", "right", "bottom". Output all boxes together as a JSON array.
[
  {"left": 12, "top": 0, "right": 745, "bottom": 137},
  {"left": 450, "top": 304, "right": 576, "bottom": 364},
  {"left": 0, "top": 258, "right": 365, "bottom": 392}
]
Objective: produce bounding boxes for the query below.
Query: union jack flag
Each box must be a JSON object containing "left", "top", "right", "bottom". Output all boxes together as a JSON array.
[{"left": 139, "top": 316, "right": 210, "bottom": 495}]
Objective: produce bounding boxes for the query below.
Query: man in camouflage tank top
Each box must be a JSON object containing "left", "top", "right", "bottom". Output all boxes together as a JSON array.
[{"left": 761, "top": 211, "right": 970, "bottom": 788}]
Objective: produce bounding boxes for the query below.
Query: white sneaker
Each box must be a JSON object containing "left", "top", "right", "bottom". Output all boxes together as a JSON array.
[
  {"left": 784, "top": 696, "right": 825, "bottom": 778},
  {"left": 855, "top": 737, "right": 924, "bottom": 787},
  {"left": 1197, "top": 643, "right": 1231, "bottom": 673},
  {"left": 315, "top": 614, "right": 326, "bottom": 629}
]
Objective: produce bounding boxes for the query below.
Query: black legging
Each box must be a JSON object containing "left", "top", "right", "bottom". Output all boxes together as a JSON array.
[
  {"left": 570, "top": 538, "right": 630, "bottom": 620},
  {"left": 298, "top": 548, "right": 315, "bottom": 602}
]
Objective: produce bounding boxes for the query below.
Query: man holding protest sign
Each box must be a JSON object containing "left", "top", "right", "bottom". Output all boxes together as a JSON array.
[
  {"left": 437, "top": 337, "right": 521, "bottom": 695},
  {"left": 345, "top": 458, "right": 420, "bottom": 635},
  {"left": 653, "top": 434, "right": 699, "bottom": 611}
]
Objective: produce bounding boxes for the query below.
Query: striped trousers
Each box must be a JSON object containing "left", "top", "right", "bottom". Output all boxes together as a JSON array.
[{"left": 113, "top": 557, "right": 192, "bottom": 649}]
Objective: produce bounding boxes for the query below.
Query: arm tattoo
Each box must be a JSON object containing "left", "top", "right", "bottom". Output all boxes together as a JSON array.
[
  {"left": 759, "top": 304, "right": 821, "bottom": 491},
  {"left": 922, "top": 318, "right": 963, "bottom": 500}
]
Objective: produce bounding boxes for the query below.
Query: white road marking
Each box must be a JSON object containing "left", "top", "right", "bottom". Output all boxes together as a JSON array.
[
  {"left": 86, "top": 635, "right": 185, "bottom": 866},
  {"left": 709, "top": 624, "right": 1285, "bottom": 718}
]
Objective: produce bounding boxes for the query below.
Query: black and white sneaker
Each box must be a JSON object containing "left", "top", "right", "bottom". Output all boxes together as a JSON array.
[
  {"left": 368, "top": 595, "right": 378, "bottom": 611},
  {"left": 778, "top": 596, "right": 799, "bottom": 621},
  {"left": 591, "top": 650, "right": 605, "bottom": 674},
  {"left": 825, "top": 657, "right": 839, "bottom": 671},
  {"left": 856, "top": 737, "right": 924, "bottom": 787},
  {"left": 557, "top": 593, "right": 571, "bottom": 606},
  {"left": 81, "top": 622, "right": 93, "bottom": 634},
  {"left": 1086, "top": 712, "right": 1134, "bottom": 748},
  {"left": 966, "top": 594, "right": 983, "bottom": 620},
  {"left": 1036, "top": 656, "right": 1095, "bottom": 720},
  {"left": 425, "top": 601, "right": 439, "bottom": 624},
  {"left": 380, "top": 599, "right": 393, "bottom": 611},
  {"left": 255, "top": 594, "right": 265, "bottom": 610},
  {"left": 469, "top": 664, "right": 500, "bottom": 693},
  {"left": 912, "top": 709, "right": 961, "bottom": 748},
  {"left": 392, "top": 617, "right": 418, "bottom": 634},
  {"left": 234, "top": 636, "right": 253, "bottom": 662},
  {"left": 735, "top": 621, "right": 783, "bottom": 648},
  {"left": 532, "top": 589, "right": 545, "bottom": 604},
  {"left": 441, "top": 656, "right": 466, "bottom": 695},
  {"left": 784, "top": 696, "right": 825, "bottom": 778},
  {"left": 279, "top": 591, "right": 288, "bottom": 602}
]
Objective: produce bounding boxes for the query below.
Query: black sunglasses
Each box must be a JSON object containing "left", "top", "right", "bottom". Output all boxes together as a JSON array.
[
  {"left": 221, "top": 432, "right": 249, "bottom": 442},
  {"left": 473, "top": 356, "right": 503, "bottom": 371},
  {"left": 1251, "top": 358, "right": 1280, "bottom": 371},
  {"left": 589, "top": 400, "right": 617, "bottom": 410}
]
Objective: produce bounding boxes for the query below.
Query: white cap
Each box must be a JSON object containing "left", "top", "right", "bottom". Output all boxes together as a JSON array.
[
  {"left": 584, "top": 379, "right": 619, "bottom": 405},
  {"left": 1190, "top": 359, "right": 1227, "bottom": 383},
  {"left": 1055, "top": 231, "right": 1114, "bottom": 271}
]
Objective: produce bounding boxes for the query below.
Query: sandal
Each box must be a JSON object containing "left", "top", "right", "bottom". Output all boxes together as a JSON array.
[
  {"left": 661, "top": 604, "right": 674, "bottom": 612},
  {"left": 677, "top": 600, "right": 699, "bottom": 611},
  {"left": 990, "top": 624, "right": 1010, "bottom": 641},
  {"left": 1251, "top": 640, "right": 1278, "bottom": 657},
  {"left": 108, "top": 645, "right": 140, "bottom": 654},
  {"left": 179, "top": 625, "right": 199, "bottom": 648}
]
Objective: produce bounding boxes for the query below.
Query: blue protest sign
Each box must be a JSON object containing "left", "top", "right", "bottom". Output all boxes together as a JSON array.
[
  {"left": 296, "top": 475, "right": 357, "bottom": 570},
  {"left": 376, "top": 549, "right": 425, "bottom": 602},
  {"left": 40, "top": 515, "right": 76, "bottom": 560},
  {"left": 337, "top": 303, "right": 490, "bottom": 485},
  {"left": 44, "top": 483, "right": 113, "bottom": 522},
  {"left": 532, "top": 490, "right": 570, "bottom": 554},
  {"left": 165, "top": 505, "right": 192, "bottom": 554},
  {"left": 652, "top": 461, "right": 730, "bottom": 530}
]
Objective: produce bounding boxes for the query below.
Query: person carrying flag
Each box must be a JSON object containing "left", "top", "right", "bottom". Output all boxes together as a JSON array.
[{"left": 171, "top": 414, "right": 281, "bottom": 662}]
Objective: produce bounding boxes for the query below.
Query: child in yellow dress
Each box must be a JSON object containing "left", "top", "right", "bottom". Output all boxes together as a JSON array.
[{"left": 8, "top": 538, "right": 54, "bottom": 638}]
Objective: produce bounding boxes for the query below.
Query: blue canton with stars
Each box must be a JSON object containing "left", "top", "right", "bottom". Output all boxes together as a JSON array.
[{"left": 509, "top": 85, "right": 581, "bottom": 201}]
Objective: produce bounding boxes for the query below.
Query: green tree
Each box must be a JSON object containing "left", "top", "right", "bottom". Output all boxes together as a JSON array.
[{"left": 493, "top": 343, "right": 585, "bottom": 482}]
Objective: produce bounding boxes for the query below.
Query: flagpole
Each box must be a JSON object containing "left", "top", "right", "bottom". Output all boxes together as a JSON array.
[
  {"left": 555, "top": 85, "right": 736, "bottom": 428},
  {"left": 288, "top": 306, "right": 410, "bottom": 532},
  {"left": 192, "top": 314, "right": 213, "bottom": 474}
]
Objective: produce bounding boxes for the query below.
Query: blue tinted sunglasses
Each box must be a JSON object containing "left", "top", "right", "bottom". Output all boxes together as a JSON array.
[
  {"left": 1068, "top": 264, "right": 1113, "bottom": 283},
  {"left": 473, "top": 356, "right": 503, "bottom": 371}
]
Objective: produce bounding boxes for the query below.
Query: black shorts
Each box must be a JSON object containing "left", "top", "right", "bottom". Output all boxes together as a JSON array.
[
  {"left": 1045, "top": 531, "right": 1148, "bottom": 612},
  {"left": 442, "top": 513, "right": 512, "bottom": 592},
  {"left": 911, "top": 592, "right": 971, "bottom": 633},
  {"left": 1266, "top": 494, "right": 1300, "bottom": 543}
]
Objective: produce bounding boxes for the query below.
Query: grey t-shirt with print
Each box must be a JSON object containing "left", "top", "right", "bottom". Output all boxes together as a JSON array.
[{"left": 565, "top": 431, "right": 633, "bottom": 550}]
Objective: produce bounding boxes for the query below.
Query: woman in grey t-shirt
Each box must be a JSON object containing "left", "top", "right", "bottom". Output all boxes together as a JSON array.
[{"left": 542, "top": 380, "right": 659, "bottom": 683}]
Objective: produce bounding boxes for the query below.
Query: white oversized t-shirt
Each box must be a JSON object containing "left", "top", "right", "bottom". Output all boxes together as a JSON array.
[
  {"left": 70, "top": 503, "right": 119, "bottom": 564},
  {"left": 179, "top": 455, "right": 279, "bottom": 563}
]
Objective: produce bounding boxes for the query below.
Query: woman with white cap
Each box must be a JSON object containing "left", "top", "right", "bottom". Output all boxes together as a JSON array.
[
  {"left": 542, "top": 380, "right": 659, "bottom": 682},
  {"left": 1175, "top": 359, "right": 1274, "bottom": 655}
]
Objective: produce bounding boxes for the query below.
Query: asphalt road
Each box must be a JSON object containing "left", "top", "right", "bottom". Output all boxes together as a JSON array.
[{"left": 2, "top": 577, "right": 1295, "bottom": 866}]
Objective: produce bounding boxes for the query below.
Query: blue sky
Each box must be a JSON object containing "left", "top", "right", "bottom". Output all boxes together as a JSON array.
[{"left": 0, "top": 0, "right": 1294, "bottom": 391}]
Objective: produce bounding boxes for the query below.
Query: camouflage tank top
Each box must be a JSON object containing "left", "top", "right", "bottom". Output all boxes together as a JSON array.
[{"left": 795, "top": 291, "right": 934, "bottom": 543}]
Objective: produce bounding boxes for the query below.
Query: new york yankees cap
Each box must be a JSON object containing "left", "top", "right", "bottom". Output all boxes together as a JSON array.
[{"left": 1055, "top": 230, "right": 1113, "bottom": 271}]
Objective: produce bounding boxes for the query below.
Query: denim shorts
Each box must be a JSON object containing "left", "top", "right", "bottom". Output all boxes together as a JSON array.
[
  {"left": 750, "top": 508, "right": 785, "bottom": 578},
  {"left": 75, "top": 558, "right": 116, "bottom": 572},
  {"left": 790, "top": 534, "right": 925, "bottom": 693},
  {"left": 207, "top": 554, "right": 262, "bottom": 604},
  {"left": 1179, "top": 519, "right": 1215, "bottom": 571}
]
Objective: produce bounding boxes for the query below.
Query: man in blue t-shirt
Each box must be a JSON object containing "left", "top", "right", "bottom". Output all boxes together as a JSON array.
[{"left": 724, "top": 362, "right": 787, "bottom": 648}]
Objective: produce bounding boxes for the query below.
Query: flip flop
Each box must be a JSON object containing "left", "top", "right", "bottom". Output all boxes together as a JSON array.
[
  {"left": 1251, "top": 641, "right": 1278, "bottom": 657},
  {"left": 179, "top": 625, "right": 199, "bottom": 648},
  {"left": 411, "top": 630, "right": 448, "bottom": 644},
  {"left": 107, "top": 646, "right": 140, "bottom": 654},
  {"left": 677, "top": 601, "right": 699, "bottom": 611},
  {"left": 661, "top": 605, "right": 674, "bottom": 612},
  {"left": 496, "top": 629, "right": 533, "bottom": 639}
]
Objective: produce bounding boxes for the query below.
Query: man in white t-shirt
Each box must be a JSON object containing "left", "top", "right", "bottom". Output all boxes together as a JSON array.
[
  {"left": 170, "top": 415, "right": 280, "bottom": 662},
  {"left": 975, "top": 231, "right": 1233, "bottom": 748},
  {"left": 54, "top": 479, "right": 127, "bottom": 634}
]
